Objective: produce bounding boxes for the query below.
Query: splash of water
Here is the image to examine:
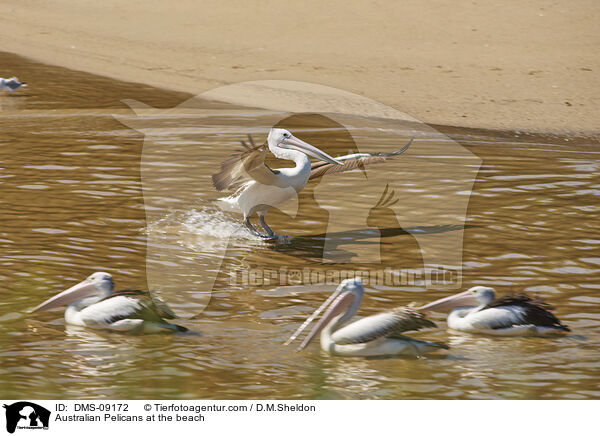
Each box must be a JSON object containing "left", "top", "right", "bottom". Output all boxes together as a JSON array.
[{"left": 146, "top": 206, "right": 264, "bottom": 253}]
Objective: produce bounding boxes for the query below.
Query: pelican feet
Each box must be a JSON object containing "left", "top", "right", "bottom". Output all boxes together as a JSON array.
[
  {"left": 244, "top": 217, "right": 278, "bottom": 241},
  {"left": 243, "top": 217, "right": 292, "bottom": 243},
  {"left": 259, "top": 215, "right": 278, "bottom": 238}
]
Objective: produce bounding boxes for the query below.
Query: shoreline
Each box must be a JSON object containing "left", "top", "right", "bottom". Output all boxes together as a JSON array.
[
  {"left": 0, "top": 1, "right": 598, "bottom": 137},
  {"left": 0, "top": 47, "right": 600, "bottom": 146},
  {"left": 0, "top": 51, "right": 596, "bottom": 146}
]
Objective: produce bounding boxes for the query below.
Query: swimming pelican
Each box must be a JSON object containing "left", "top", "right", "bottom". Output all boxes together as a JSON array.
[
  {"left": 285, "top": 277, "right": 448, "bottom": 357},
  {"left": 419, "top": 286, "right": 570, "bottom": 336},
  {"left": 212, "top": 129, "right": 412, "bottom": 239},
  {"left": 0, "top": 77, "right": 27, "bottom": 92},
  {"left": 31, "top": 272, "right": 187, "bottom": 333}
]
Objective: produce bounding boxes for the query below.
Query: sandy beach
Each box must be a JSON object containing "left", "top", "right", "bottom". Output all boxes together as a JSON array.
[{"left": 0, "top": 0, "right": 598, "bottom": 135}]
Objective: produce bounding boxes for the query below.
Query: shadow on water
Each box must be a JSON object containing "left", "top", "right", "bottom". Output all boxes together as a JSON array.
[{"left": 269, "top": 224, "right": 472, "bottom": 263}]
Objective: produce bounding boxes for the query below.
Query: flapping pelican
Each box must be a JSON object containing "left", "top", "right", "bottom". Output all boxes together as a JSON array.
[
  {"left": 419, "top": 286, "right": 570, "bottom": 336},
  {"left": 285, "top": 278, "right": 448, "bottom": 357},
  {"left": 0, "top": 77, "right": 27, "bottom": 92},
  {"left": 31, "top": 272, "right": 187, "bottom": 333},
  {"left": 212, "top": 128, "right": 412, "bottom": 239}
]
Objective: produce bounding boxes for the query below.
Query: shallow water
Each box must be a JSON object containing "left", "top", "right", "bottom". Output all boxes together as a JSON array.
[{"left": 1, "top": 52, "right": 599, "bottom": 400}]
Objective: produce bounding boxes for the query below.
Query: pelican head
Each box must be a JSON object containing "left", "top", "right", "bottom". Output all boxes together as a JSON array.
[
  {"left": 31, "top": 272, "right": 115, "bottom": 313},
  {"left": 419, "top": 286, "right": 496, "bottom": 313},
  {"left": 285, "top": 277, "right": 364, "bottom": 351},
  {"left": 267, "top": 128, "right": 342, "bottom": 165}
]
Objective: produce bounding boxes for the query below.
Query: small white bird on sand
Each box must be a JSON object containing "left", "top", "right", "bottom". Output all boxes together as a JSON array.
[{"left": 0, "top": 77, "right": 27, "bottom": 92}]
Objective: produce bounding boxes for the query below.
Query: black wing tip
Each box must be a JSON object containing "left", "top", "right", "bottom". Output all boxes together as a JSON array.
[
  {"left": 387, "top": 138, "right": 413, "bottom": 156},
  {"left": 435, "top": 341, "right": 450, "bottom": 350},
  {"left": 175, "top": 324, "right": 189, "bottom": 332},
  {"left": 486, "top": 292, "right": 554, "bottom": 310},
  {"left": 487, "top": 292, "right": 571, "bottom": 331},
  {"left": 113, "top": 289, "right": 147, "bottom": 297},
  {"left": 424, "top": 318, "right": 438, "bottom": 329}
]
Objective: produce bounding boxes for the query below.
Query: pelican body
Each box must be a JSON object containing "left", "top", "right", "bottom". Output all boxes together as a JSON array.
[
  {"left": 31, "top": 272, "right": 187, "bottom": 334},
  {"left": 285, "top": 278, "right": 448, "bottom": 357},
  {"left": 419, "top": 286, "right": 570, "bottom": 336},
  {"left": 213, "top": 128, "right": 341, "bottom": 239},
  {"left": 212, "top": 129, "right": 412, "bottom": 239}
]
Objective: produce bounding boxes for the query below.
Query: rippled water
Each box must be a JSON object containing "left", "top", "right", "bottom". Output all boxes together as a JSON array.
[{"left": 1, "top": 52, "right": 599, "bottom": 399}]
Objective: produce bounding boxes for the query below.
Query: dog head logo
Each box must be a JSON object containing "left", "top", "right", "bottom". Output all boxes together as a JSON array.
[{"left": 3, "top": 402, "right": 50, "bottom": 434}]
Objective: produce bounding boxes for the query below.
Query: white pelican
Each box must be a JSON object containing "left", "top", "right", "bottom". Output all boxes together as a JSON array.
[
  {"left": 0, "top": 77, "right": 27, "bottom": 92},
  {"left": 285, "top": 278, "right": 448, "bottom": 357},
  {"left": 31, "top": 272, "right": 187, "bottom": 333},
  {"left": 212, "top": 128, "right": 412, "bottom": 239},
  {"left": 419, "top": 286, "right": 570, "bottom": 336}
]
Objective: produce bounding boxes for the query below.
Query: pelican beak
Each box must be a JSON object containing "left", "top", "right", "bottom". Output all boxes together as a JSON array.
[
  {"left": 284, "top": 286, "right": 355, "bottom": 351},
  {"left": 30, "top": 280, "right": 99, "bottom": 313},
  {"left": 418, "top": 290, "right": 479, "bottom": 313},
  {"left": 283, "top": 135, "right": 342, "bottom": 165}
]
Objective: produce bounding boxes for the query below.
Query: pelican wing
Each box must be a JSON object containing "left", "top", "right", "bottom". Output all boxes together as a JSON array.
[
  {"left": 481, "top": 294, "right": 570, "bottom": 331},
  {"left": 212, "top": 136, "right": 285, "bottom": 191},
  {"left": 331, "top": 306, "right": 436, "bottom": 345},
  {"left": 79, "top": 289, "right": 168, "bottom": 326},
  {"left": 309, "top": 138, "right": 412, "bottom": 180}
]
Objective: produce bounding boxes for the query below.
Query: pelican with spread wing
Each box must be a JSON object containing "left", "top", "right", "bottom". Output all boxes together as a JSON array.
[
  {"left": 212, "top": 128, "right": 412, "bottom": 239},
  {"left": 285, "top": 278, "right": 448, "bottom": 357}
]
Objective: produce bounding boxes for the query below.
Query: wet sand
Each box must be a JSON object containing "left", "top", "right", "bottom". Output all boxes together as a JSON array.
[{"left": 0, "top": 1, "right": 598, "bottom": 136}]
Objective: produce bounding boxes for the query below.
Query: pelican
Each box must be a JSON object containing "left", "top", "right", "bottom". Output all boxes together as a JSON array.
[
  {"left": 285, "top": 278, "right": 448, "bottom": 357},
  {"left": 0, "top": 76, "right": 27, "bottom": 92},
  {"left": 419, "top": 286, "right": 570, "bottom": 336},
  {"left": 212, "top": 128, "right": 412, "bottom": 239},
  {"left": 31, "top": 272, "right": 188, "bottom": 333}
]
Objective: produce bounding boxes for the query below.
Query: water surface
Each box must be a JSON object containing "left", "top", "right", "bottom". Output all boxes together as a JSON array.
[{"left": 1, "top": 52, "right": 599, "bottom": 399}]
